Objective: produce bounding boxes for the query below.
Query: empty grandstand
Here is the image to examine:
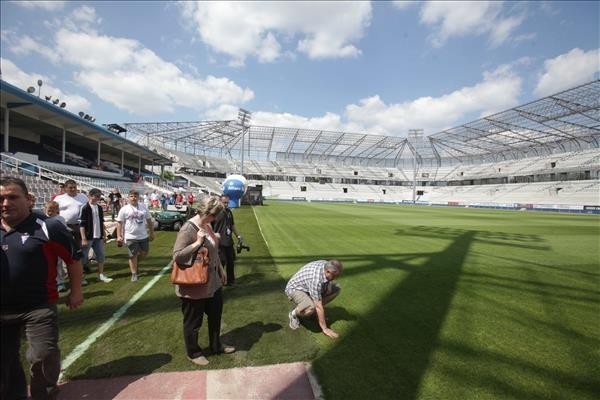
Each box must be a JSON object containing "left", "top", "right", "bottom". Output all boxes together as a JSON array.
[
  {"left": 119, "top": 80, "right": 600, "bottom": 212},
  {"left": 1, "top": 79, "right": 599, "bottom": 212}
]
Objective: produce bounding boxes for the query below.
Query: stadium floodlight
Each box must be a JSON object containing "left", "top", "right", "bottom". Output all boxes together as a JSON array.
[
  {"left": 27, "top": 86, "right": 36, "bottom": 93},
  {"left": 90, "top": 117, "right": 96, "bottom": 123},
  {"left": 78, "top": 111, "right": 85, "bottom": 117},
  {"left": 60, "top": 102, "right": 66, "bottom": 108},
  {"left": 45, "top": 95, "right": 52, "bottom": 101},
  {"left": 36, "top": 79, "right": 42, "bottom": 97},
  {"left": 84, "top": 114, "right": 90, "bottom": 120},
  {"left": 237, "top": 108, "right": 252, "bottom": 175},
  {"left": 52, "top": 98, "right": 59, "bottom": 105},
  {"left": 408, "top": 129, "right": 424, "bottom": 204}
]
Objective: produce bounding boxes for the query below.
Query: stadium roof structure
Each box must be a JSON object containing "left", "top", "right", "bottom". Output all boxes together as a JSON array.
[
  {"left": 120, "top": 80, "right": 600, "bottom": 168},
  {"left": 0, "top": 80, "right": 171, "bottom": 167}
]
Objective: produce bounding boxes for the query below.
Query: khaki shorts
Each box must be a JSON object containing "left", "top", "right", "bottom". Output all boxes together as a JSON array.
[
  {"left": 125, "top": 238, "right": 149, "bottom": 258},
  {"left": 288, "top": 282, "right": 341, "bottom": 316}
]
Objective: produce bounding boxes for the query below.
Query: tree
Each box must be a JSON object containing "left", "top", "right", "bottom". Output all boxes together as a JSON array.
[{"left": 160, "top": 170, "right": 174, "bottom": 183}]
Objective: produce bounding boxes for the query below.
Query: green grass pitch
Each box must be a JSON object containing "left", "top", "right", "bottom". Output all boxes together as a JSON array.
[{"left": 53, "top": 201, "right": 599, "bottom": 399}]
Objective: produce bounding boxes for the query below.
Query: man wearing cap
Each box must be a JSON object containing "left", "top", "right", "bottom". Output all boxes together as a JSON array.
[{"left": 79, "top": 189, "right": 112, "bottom": 283}]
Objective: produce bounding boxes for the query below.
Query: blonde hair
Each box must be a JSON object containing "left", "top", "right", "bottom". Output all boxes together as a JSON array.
[
  {"left": 197, "top": 195, "right": 224, "bottom": 218},
  {"left": 45, "top": 200, "right": 59, "bottom": 215}
]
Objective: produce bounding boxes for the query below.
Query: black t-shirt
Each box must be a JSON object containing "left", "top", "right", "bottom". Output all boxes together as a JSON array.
[
  {"left": 211, "top": 208, "right": 235, "bottom": 247},
  {"left": 1, "top": 213, "right": 82, "bottom": 312},
  {"left": 108, "top": 192, "right": 122, "bottom": 205}
]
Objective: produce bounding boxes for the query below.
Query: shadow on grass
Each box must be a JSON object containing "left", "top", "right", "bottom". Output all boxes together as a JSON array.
[
  {"left": 83, "top": 290, "right": 113, "bottom": 300},
  {"left": 312, "top": 230, "right": 476, "bottom": 400},
  {"left": 74, "top": 353, "right": 172, "bottom": 379},
  {"left": 221, "top": 322, "right": 282, "bottom": 352}
]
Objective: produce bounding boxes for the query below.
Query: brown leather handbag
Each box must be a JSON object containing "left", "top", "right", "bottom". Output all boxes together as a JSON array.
[{"left": 171, "top": 247, "right": 209, "bottom": 285}]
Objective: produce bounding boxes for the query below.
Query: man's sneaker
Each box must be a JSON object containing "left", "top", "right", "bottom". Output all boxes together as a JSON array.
[
  {"left": 288, "top": 310, "right": 300, "bottom": 330},
  {"left": 99, "top": 274, "right": 113, "bottom": 283},
  {"left": 81, "top": 278, "right": 88, "bottom": 286},
  {"left": 57, "top": 283, "right": 67, "bottom": 293},
  {"left": 131, "top": 273, "right": 138, "bottom": 282},
  {"left": 187, "top": 355, "right": 209, "bottom": 366}
]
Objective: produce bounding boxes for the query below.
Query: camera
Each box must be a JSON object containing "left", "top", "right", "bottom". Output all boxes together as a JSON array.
[{"left": 236, "top": 240, "right": 250, "bottom": 254}]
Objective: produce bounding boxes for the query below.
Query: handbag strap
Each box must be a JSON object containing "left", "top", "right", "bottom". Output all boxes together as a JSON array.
[{"left": 185, "top": 220, "right": 206, "bottom": 260}]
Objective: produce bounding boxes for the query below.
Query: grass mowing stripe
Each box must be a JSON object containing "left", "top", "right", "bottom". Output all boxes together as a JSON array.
[
  {"left": 252, "top": 205, "right": 269, "bottom": 250},
  {"left": 59, "top": 261, "right": 172, "bottom": 381},
  {"left": 256, "top": 201, "right": 600, "bottom": 400}
]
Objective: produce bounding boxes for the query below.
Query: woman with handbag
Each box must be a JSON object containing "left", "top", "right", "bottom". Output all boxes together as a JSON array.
[{"left": 172, "top": 195, "right": 235, "bottom": 366}]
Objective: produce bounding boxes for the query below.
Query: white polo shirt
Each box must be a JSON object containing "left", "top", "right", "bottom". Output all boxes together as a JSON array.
[{"left": 55, "top": 193, "right": 88, "bottom": 225}]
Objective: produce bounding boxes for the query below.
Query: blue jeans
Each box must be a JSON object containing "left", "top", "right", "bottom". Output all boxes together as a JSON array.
[
  {"left": 82, "top": 238, "right": 106, "bottom": 265},
  {"left": 1, "top": 305, "right": 60, "bottom": 400}
]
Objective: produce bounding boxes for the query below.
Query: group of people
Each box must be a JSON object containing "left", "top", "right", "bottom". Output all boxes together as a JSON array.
[
  {"left": 108, "top": 188, "right": 197, "bottom": 214},
  {"left": 49, "top": 180, "right": 111, "bottom": 287},
  {"left": 48, "top": 181, "right": 154, "bottom": 285},
  {"left": 1, "top": 176, "right": 344, "bottom": 399},
  {"left": 157, "top": 191, "right": 196, "bottom": 210}
]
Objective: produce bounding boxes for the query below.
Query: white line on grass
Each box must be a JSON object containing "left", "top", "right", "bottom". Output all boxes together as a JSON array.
[
  {"left": 59, "top": 262, "right": 173, "bottom": 382},
  {"left": 252, "top": 206, "right": 269, "bottom": 250}
]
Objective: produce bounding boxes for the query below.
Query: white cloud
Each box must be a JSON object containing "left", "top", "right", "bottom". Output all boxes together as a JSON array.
[
  {"left": 0, "top": 57, "right": 91, "bottom": 112},
  {"left": 392, "top": 1, "right": 417, "bottom": 10},
  {"left": 13, "top": 1, "right": 66, "bottom": 11},
  {"left": 253, "top": 111, "right": 344, "bottom": 132},
  {"left": 204, "top": 105, "right": 346, "bottom": 132},
  {"left": 178, "top": 1, "right": 372, "bottom": 66},
  {"left": 489, "top": 13, "right": 526, "bottom": 47},
  {"left": 70, "top": 5, "right": 102, "bottom": 31},
  {"left": 534, "top": 48, "right": 600, "bottom": 97},
  {"left": 204, "top": 64, "right": 522, "bottom": 137},
  {"left": 7, "top": 35, "right": 61, "bottom": 64},
  {"left": 71, "top": 5, "right": 99, "bottom": 24},
  {"left": 203, "top": 104, "right": 240, "bottom": 121},
  {"left": 419, "top": 1, "right": 526, "bottom": 48},
  {"left": 50, "top": 29, "right": 254, "bottom": 115},
  {"left": 344, "top": 66, "right": 521, "bottom": 135},
  {"left": 2, "top": 4, "right": 254, "bottom": 117}
]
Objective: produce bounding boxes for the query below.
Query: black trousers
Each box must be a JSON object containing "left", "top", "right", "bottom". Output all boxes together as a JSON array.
[
  {"left": 180, "top": 289, "right": 223, "bottom": 358},
  {"left": 219, "top": 245, "right": 236, "bottom": 285},
  {"left": 1, "top": 305, "right": 60, "bottom": 400},
  {"left": 111, "top": 203, "right": 121, "bottom": 221}
]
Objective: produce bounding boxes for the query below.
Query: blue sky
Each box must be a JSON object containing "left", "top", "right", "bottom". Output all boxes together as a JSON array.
[{"left": 1, "top": 1, "right": 598, "bottom": 137}]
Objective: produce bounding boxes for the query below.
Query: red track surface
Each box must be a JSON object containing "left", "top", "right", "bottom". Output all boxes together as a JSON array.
[{"left": 55, "top": 362, "right": 319, "bottom": 399}]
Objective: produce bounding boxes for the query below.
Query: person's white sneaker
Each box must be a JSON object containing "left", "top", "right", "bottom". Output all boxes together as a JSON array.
[
  {"left": 288, "top": 310, "right": 300, "bottom": 330},
  {"left": 99, "top": 274, "right": 113, "bottom": 283},
  {"left": 131, "top": 273, "right": 138, "bottom": 282}
]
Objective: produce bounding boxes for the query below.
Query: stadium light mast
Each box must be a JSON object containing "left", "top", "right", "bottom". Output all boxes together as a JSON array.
[
  {"left": 238, "top": 108, "right": 252, "bottom": 175},
  {"left": 408, "top": 129, "right": 423, "bottom": 204}
]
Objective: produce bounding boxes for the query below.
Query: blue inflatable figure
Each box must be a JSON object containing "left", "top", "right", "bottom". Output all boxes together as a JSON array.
[{"left": 222, "top": 175, "right": 247, "bottom": 208}]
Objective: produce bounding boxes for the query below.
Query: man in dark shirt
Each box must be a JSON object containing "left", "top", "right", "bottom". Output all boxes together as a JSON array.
[
  {"left": 108, "top": 188, "right": 122, "bottom": 221},
  {"left": 211, "top": 194, "right": 243, "bottom": 286},
  {"left": 1, "top": 177, "right": 84, "bottom": 400}
]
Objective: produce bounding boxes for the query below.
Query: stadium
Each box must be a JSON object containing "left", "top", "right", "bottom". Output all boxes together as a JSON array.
[{"left": 1, "top": 73, "right": 599, "bottom": 400}]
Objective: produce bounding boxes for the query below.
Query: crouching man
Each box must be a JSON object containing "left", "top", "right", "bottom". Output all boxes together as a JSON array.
[{"left": 284, "top": 259, "right": 342, "bottom": 338}]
